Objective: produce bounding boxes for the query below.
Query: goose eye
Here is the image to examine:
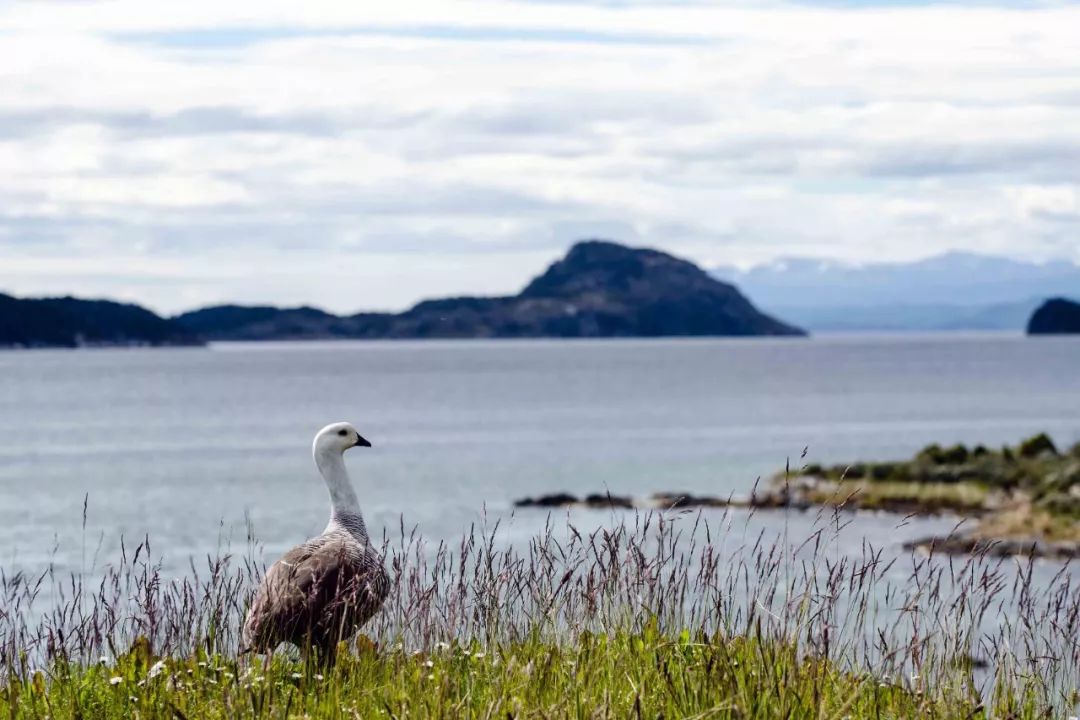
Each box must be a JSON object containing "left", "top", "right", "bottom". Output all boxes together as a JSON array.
[{"left": 337, "top": 429, "right": 348, "bottom": 437}]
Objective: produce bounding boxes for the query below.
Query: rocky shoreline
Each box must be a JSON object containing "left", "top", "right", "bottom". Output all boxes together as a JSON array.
[
  {"left": 902, "top": 535, "right": 1080, "bottom": 560},
  {"left": 514, "top": 434, "right": 1080, "bottom": 559},
  {"left": 514, "top": 490, "right": 798, "bottom": 512}
]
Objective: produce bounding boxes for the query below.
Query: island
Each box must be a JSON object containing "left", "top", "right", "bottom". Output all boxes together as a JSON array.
[
  {"left": 1027, "top": 297, "right": 1080, "bottom": 335},
  {"left": 175, "top": 240, "right": 805, "bottom": 340},
  {"left": 0, "top": 293, "right": 201, "bottom": 349}
]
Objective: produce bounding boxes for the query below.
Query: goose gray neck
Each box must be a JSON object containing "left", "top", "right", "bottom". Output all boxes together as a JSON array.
[{"left": 313, "top": 447, "right": 369, "bottom": 543}]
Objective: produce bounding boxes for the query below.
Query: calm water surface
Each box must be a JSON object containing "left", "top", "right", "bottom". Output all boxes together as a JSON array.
[{"left": 2, "top": 334, "right": 1079, "bottom": 579}]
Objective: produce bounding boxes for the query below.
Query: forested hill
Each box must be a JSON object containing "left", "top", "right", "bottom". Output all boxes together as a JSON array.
[
  {"left": 175, "top": 240, "right": 806, "bottom": 340},
  {"left": 0, "top": 293, "right": 202, "bottom": 348}
]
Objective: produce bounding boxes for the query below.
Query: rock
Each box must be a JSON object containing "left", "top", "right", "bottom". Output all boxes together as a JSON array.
[
  {"left": 514, "top": 493, "right": 578, "bottom": 508},
  {"left": 1027, "top": 297, "right": 1080, "bottom": 335},
  {"left": 649, "top": 492, "right": 728, "bottom": 509},
  {"left": 512, "top": 487, "right": 816, "bottom": 512},
  {"left": 583, "top": 493, "right": 633, "bottom": 509},
  {"left": 904, "top": 535, "right": 1080, "bottom": 560}
]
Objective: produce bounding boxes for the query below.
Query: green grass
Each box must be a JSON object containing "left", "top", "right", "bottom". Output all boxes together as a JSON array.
[
  {"left": 2, "top": 511, "right": 1079, "bottom": 718},
  {"left": 803, "top": 479, "right": 992, "bottom": 515},
  {"left": 2, "top": 630, "right": 1036, "bottom": 719}
]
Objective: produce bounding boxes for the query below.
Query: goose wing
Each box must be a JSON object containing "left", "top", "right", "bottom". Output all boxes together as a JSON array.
[{"left": 243, "top": 537, "right": 380, "bottom": 651}]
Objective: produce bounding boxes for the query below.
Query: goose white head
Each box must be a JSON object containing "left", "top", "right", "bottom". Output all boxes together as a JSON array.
[
  {"left": 313, "top": 421, "right": 372, "bottom": 456},
  {"left": 312, "top": 422, "right": 372, "bottom": 538}
]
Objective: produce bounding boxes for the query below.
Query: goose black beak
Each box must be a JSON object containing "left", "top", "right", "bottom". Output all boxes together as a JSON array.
[{"left": 355, "top": 435, "right": 372, "bottom": 448}]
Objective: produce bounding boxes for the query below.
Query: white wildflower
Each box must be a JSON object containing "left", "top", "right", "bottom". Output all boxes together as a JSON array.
[
  {"left": 98, "top": 656, "right": 110, "bottom": 666},
  {"left": 148, "top": 660, "right": 167, "bottom": 679},
  {"left": 423, "top": 659, "right": 434, "bottom": 668},
  {"left": 109, "top": 676, "right": 122, "bottom": 686},
  {"left": 313, "top": 674, "right": 324, "bottom": 681},
  {"left": 426, "top": 673, "right": 435, "bottom": 681},
  {"left": 291, "top": 672, "right": 303, "bottom": 680},
  {"left": 434, "top": 641, "right": 450, "bottom": 651}
]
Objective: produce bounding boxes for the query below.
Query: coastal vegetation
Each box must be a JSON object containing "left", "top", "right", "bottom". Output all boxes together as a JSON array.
[
  {"left": 768, "top": 434, "right": 1080, "bottom": 554},
  {"left": 2, "top": 512, "right": 1078, "bottom": 718}
]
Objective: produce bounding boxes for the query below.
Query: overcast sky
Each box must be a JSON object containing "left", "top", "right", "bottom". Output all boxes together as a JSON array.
[{"left": 2, "top": 0, "right": 1079, "bottom": 314}]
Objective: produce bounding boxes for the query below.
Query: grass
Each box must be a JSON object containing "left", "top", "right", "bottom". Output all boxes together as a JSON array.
[
  {"left": 2, "top": 510, "right": 1079, "bottom": 718},
  {"left": 5, "top": 632, "right": 1000, "bottom": 719},
  {"left": 803, "top": 479, "right": 992, "bottom": 515},
  {"left": 972, "top": 502, "right": 1080, "bottom": 543}
]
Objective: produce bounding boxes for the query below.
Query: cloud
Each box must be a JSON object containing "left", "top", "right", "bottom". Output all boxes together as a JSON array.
[{"left": 1, "top": 0, "right": 1079, "bottom": 312}]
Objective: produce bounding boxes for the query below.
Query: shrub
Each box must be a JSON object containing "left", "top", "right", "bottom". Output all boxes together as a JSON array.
[
  {"left": 917, "top": 443, "right": 969, "bottom": 465},
  {"left": 1041, "top": 461, "right": 1080, "bottom": 494},
  {"left": 1019, "top": 433, "right": 1058, "bottom": 458},
  {"left": 1038, "top": 492, "right": 1080, "bottom": 519},
  {"left": 940, "top": 444, "right": 970, "bottom": 464},
  {"left": 842, "top": 463, "right": 866, "bottom": 479},
  {"left": 917, "top": 443, "right": 945, "bottom": 464},
  {"left": 870, "top": 462, "right": 899, "bottom": 481}
]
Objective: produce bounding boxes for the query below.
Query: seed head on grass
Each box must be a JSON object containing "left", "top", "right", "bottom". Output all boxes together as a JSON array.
[{"left": 0, "top": 509, "right": 1077, "bottom": 718}]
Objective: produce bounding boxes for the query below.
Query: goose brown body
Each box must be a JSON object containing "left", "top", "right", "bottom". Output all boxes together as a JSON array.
[
  {"left": 242, "top": 527, "right": 389, "bottom": 661},
  {"left": 242, "top": 422, "right": 389, "bottom": 663}
]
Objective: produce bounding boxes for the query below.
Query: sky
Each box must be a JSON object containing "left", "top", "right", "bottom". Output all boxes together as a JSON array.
[{"left": 2, "top": 0, "right": 1079, "bottom": 314}]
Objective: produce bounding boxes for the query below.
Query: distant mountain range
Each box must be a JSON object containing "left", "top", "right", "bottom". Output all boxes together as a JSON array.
[
  {"left": 2, "top": 241, "right": 804, "bottom": 348},
  {"left": 176, "top": 241, "right": 804, "bottom": 340},
  {"left": 0, "top": 293, "right": 200, "bottom": 348},
  {"left": 712, "top": 252, "right": 1080, "bottom": 332},
  {"left": 9, "top": 244, "right": 1077, "bottom": 348}
]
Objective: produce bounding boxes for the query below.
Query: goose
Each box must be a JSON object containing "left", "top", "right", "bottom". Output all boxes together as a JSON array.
[{"left": 242, "top": 422, "right": 389, "bottom": 664}]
